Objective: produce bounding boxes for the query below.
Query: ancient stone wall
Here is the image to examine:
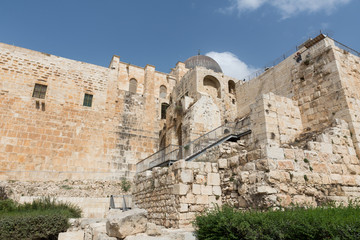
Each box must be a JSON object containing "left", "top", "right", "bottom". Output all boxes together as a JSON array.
[
  {"left": 0, "top": 43, "right": 173, "bottom": 181},
  {"left": 134, "top": 160, "right": 222, "bottom": 228},
  {"left": 236, "top": 38, "right": 349, "bottom": 136},
  {"left": 134, "top": 118, "right": 360, "bottom": 227}
]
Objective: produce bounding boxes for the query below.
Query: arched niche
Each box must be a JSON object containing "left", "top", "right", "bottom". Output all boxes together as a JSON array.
[
  {"left": 203, "top": 75, "right": 221, "bottom": 98},
  {"left": 161, "top": 103, "right": 169, "bottom": 119},
  {"left": 160, "top": 85, "right": 167, "bottom": 99},
  {"left": 228, "top": 80, "right": 235, "bottom": 94},
  {"left": 129, "top": 78, "right": 137, "bottom": 94}
]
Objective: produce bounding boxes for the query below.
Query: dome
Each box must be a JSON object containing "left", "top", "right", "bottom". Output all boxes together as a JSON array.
[{"left": 184, "top": 55, "right": 223, "bottom": 73}]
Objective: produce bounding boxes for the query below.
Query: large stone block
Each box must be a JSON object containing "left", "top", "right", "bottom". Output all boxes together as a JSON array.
[
  {"left": 180, "top": 170, "right": 193, "bottom": 183},
  {"left": 58, "top": 231, "right": 85, "bottom": 240},
  {"left": 173, "top": 184, "right": 189, "bottom": 195},
  {"left": 207, "top": 173, "right": 220, "bottom": 186},
  {"left": 106, "top": 208, "right": 148, "bottom": 239}
]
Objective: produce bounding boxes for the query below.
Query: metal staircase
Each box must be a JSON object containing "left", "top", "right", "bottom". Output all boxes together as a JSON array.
[{"left": 136, "top": 120, "right": 251, "bottom": 173}]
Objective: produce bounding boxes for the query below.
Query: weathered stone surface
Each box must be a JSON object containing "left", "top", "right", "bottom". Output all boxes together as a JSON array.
[
  {"left": 58, "top": 231, "right": 84, "bottom": 240},
  {"left": 106, "top": 209, "right": 148, "bottom": 239}
]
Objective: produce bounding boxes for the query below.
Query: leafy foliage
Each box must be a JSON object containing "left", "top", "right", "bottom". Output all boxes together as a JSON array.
[
  {"left": 121, "top": 177, "right": 131, "bottom": 193},
  {"left": 0, "top": 197, "right": 81, "bottom": 240},
  {"left": 193, "top": 204, "right": 360, "bottom": 240}
]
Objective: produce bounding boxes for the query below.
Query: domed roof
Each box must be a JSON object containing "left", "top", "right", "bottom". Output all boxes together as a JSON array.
[{"left": 184, "top": 55, "right": 223, "bottom": 73}]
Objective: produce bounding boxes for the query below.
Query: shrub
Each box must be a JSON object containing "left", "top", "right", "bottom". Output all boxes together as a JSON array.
[
  {"left": 121, "top": 177, "right": 131, "bottom": 193},
  {"left": 193, "top": 204, "right": 360, "bottom": 240},
  {"left": 0, "top": 197, "right": 81, "bottom": 240}
]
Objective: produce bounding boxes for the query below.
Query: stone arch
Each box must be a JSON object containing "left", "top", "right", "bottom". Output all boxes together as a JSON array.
[
  {"left": 228, "top": 80, "right": 235, "bottom": 94},
  {"left": 203, "top": 75, "right": 221, "bottom": 98},
  {"left": 161, "top": 102, "right": 169, "bottom": 119},
  {"left": 160, "top": 85, "right": 167, "bottom": 98},
  {"left": 129, "top": 78, "right": 137, "bottom": 94}
]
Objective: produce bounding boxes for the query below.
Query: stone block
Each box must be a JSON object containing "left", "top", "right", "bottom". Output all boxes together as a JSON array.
[
  {"left": 195, "top": 175, "right": 206, "bottom": 184},
  {"left": 58, "top": 231, "right": 85, "bottom": 240},
  {"left": 243, "top": 162, "right": 255, "bottom": 171},
  {"left": 265, "top": 145, "right": 284, "bottom": 159},
  {"left": 173, "top": 184, "right": 189, "bottom": 195},
  {"left": 218, "top": 158, "right": 227, "bottom": 169},
  {"left": 207, "top": 173, "right": 220, "bottom": 186},
  {"left": 212, "top": 186, "right": 222, "bottom": 196},
  {"left": 196, "top": 195, "right": 209, "bottom": 204},
  {"left": 277, "top": 160, "right": 294, "bottom": 170},
  {"left": 201, "top": 185, "right": 212, "bottom": 195},
  {"left": 257, "top": 185, "right": 277, "bottom": 194},
  {"left": 180, "top": 169, "right": 193, "bottom": 183},
  {"left": 192, "top": 184, "right": 201, "bottom": 195},
  {"left": 179, "top": 204, "right": 189, "bottom": 213}
]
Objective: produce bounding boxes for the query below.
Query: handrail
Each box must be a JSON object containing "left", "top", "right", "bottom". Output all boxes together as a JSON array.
[{"left": 136, "top": 120, "right": 250, "bottom": 172}]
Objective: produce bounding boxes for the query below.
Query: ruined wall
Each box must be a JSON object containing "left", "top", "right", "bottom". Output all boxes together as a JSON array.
[
  {"left": 237, "top": 38, "right": 350, "bottom": 137},
  {"left": 0, "top": 43, "right": 173, "bottom": 181},
  {"left": 134, "top": 160, "right": 222, "bottom": 228},
  {"left": 134, "top": 119, "right": 360, "bottom": 227}
]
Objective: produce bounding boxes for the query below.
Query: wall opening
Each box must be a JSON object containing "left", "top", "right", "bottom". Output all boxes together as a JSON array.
[
  {"left": 160, "top": 85, "right": 167, "bottom": 99},
  {"left": 32, "top": 84, "right": 47, "bottom": 99},
  {"left": 161, "top": 103, "right": 169, "bottom": 119},
  {"left": 83, "top": 93, "right": 93, "bottom": 107},
  {"left": 228, "top": 80, "right": 235, "bottom": 94},
  {"left": 129, "top": 78, "right": 137, "bottom": 94},
  {"left": 203, "top": 75, "right": 221, "bottom": 98}
]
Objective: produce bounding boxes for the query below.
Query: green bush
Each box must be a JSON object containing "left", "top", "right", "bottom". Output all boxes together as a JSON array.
[
  {"left": 0, "top": 197, "right": 81, "bottom": 240},
  {"left": 193, "top": 204, "right": 360, "bottom": 240}
]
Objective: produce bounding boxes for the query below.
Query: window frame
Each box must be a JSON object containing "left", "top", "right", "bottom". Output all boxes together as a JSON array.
[
  {"left": 83, "top": 93, "right": 93, "bottom": 107},
  {"left": 32, "top": 84, "right": 47, "bottom": 99}
]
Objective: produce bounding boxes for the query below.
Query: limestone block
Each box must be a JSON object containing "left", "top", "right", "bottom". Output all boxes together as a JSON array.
[
  {"left": 58, "top": 231, "right": 85, "bottom": 240},
  {"left": 283, "top": 149, "right": 295, "bottom": 159},
  {"left": 311, "top": 163, "right": 327, "bottom": 173},
  {"left": 96, "top": 233, "right": 117, "bottom": 240},
  {"left": 180, "top": 170, "right": 193, "bottom": 183},
  {"left": 212, "top": 186, "right": 222, "bottom": 196},
  {"left": 257, "top": 186, "right": 277, "bottom": 194},
  {"left": 196, "top": 195, "right": 209, "bottom": 204},
  {"left": 218, "top": 158, "right": 228, "bottom": 169},
  {"left": 255, "top": 159, "right": 269, "bottom": 171},
  {"left": 179, "top": 204, "right": 189, "bottom": 213},
  {"left": 320, "top": 143, "right": 333, "bottom": 154},
  {"left": 90, "top": 222, "right": 107, "bottom": 240},
  {"left": 330, "top": 174, "right": 343, "bottom": 184},
  {"left": 243, "top": 162, "right": 255, "bottom": 171},
  {"left": 195, "top": 175, "right": 206, "bottom": 184},
  {"left": 173, "top": 184, "right": 189, "bottom": 195},
  {"left": 106, "top": 208, "right": 148, "bottom": 239},
  {"left": 192, "top": 184, "right": 201, "bottom": 195},
  {"left": 207, "top": 173, "right": 220, "bottom": 186},
  {"left": 173, "top": 160, "right": 186, "bottom": 170},
  {"left": 265, "top": 145, "right": 284, "bottom": 159},
  {"left": 201, "top": 185, "right": 212, "bottom": 195},
  {"left": 277, "top": 160, "right": 294, "bottom": 170}
]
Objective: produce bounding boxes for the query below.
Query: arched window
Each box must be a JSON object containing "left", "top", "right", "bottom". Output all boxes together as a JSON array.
[
  {"left": 203, "top": 75, "right": 221, "bottom": 98},
  {"left": 161, "top": 103, "right": 170, "bottom": 119},
  {"left": 129, "top": 78, "right": 137, "bottom": 94},
  {"left": 160, "top": 85, "right": 167, "bottom": 98},
  {"left": 228, "top": 80, "right": 235, "bottom": 94}
]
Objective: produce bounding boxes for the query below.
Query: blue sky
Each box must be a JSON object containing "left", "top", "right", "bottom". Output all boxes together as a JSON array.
[{"left": 1, "top": 0, "right": 359, "bottom": 79}]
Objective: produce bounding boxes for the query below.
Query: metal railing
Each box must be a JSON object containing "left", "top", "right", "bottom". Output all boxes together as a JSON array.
[
  {"left": 136, "top": 120, "right": 251, "bottom": 172},
  {"left": 109, "top": 195, "right": 132, "bottom": 211},
  {"left": 136, "top": 144, "right": 179, "bottom": 173},
  {"left": 330, "top": 37, "right": 360, "bottom": 57}
]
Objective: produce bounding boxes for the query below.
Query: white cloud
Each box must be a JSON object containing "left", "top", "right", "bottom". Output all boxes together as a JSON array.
[
  {"left": 206, "top": 51, "right": 258, "bottom": 80},
  {"left": 223, "top": 0, "right": 352, "bottom": 18}
]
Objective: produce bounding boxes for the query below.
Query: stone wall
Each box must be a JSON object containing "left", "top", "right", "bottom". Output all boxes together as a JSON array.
[
  {"left": 134, "top": 119, "right": 360, "bottom": 226},
  {"left": 134, "top": 160, "right": 222, "bottom": 228},
  {"left": 0, "top": 43, "right": 175, "bottom": 181}
]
